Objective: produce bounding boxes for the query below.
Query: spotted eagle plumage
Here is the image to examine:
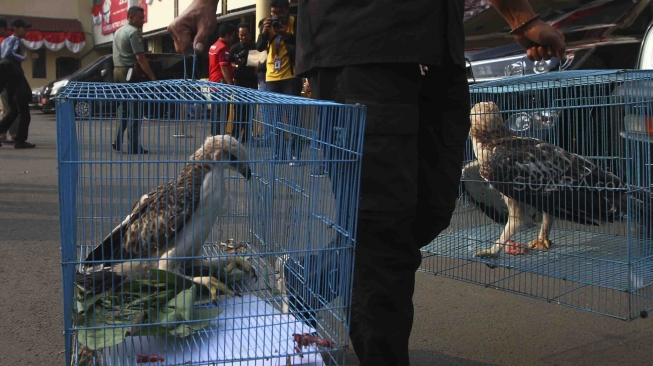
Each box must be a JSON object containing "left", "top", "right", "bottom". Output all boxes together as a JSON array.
[
  {"left": 470, "top": 101, "right": 651, "bottom": 258},
  {"left": 77, "top": 135, "right": 253, "bottom": 295}
]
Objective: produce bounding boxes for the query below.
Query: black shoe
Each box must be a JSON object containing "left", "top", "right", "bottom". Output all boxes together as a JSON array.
[
  {"left": 111, "top": 141, "right": 121, "bottom": 152},
  {"left": 14, "top": 141, "right": 36, "bottom": 149}
]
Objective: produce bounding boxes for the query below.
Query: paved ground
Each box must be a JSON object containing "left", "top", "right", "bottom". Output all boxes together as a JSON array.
[{"left": 2, "top": 112, "right": 653, "bottom": 366}]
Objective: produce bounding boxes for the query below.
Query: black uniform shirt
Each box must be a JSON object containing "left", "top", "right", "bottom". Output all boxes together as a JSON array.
[
  {"left": 230, "top": 41, "right": 259, "bottom": 89},
  {"left": 295, "top": 0, "right": 466, "bottom": 77}
]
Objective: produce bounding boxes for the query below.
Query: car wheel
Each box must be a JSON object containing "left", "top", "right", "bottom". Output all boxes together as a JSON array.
[{"left": 75, "top": 101, "right": 90, "bottom": 118}]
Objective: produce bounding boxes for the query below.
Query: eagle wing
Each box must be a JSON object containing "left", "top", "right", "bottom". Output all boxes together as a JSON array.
[
  {"left": 83, "top": 164, "right": 209, "bottom": 267},
  {"left": 462, "top": 160, "right": 543, "bottom": 225},
  {"left": 480, "top": 137, "right": 630, "bottom": 226},
  {"left": 462, "top": 160, "right": 510, "bottom": 224}
]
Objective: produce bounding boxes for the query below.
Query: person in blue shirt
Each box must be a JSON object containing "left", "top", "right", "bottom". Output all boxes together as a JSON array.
[
  {"left": 0, "top": 19, "right": 36, "bottom": 149},
  {"left": 0, "top": 20, "right": 28, "bottom": 65},
  {"left": 0, "top": 17, "right": 20, "bottom": 143}
]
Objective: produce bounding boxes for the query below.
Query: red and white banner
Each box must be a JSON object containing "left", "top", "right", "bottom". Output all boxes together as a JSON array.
[
  {"left": 5, "top": 30, "right": 86, "bottom": 53},
  {"left": 99, "top": 0, "right": 149, "bottom": 35},
  {"left": 92, "top": 4, "right": 103, "bottom": 26}
]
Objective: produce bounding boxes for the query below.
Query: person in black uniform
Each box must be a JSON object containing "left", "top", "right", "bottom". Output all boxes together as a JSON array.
[
  {"left": 230, "top": 22, "right": 259, "bottom": 142},
  {"left": 167, "top": 1, "right": 566, "bottom": 365},
  {"left": 293, "top": 2, "right": 565, "bottom": 365}
]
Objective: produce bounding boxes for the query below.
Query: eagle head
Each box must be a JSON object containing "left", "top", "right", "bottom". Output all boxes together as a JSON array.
[
  {"left": 191, "top": 135, "right": 252, "bottom": 180},
  {"left": 469, "top": 101, "right": 510, "bottom": 139}
]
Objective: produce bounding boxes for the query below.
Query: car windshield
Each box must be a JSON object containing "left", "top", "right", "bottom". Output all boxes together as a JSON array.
[
  {"left": 464, "top": 0, "right": 638, "bottom": 37},
  {"left": 68, "top": 56, "right": 108, "bottom": 77}
]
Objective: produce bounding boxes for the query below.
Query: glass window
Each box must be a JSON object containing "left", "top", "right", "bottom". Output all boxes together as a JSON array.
[{"left": 32, "top": 48, "right": 46, "bottom": 79}]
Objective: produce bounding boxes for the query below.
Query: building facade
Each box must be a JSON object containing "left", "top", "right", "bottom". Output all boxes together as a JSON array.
[{"left": 1, "top": 0, "right": 109, "bottom": 88}]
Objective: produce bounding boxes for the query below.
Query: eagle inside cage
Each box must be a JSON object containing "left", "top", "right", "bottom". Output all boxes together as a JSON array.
[
  {"left": 467, "top": 101, "right": 653, "bottom": 258},
  {"left": 73, "top": 135, "right": 260, "bottom": 364}
]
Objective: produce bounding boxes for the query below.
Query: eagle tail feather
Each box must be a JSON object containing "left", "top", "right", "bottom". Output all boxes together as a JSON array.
[{"left": 83, "top": 221, "right": 128, "bottom": 267}]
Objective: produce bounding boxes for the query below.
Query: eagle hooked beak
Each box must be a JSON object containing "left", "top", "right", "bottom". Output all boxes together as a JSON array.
[
  {"left": 230, "top": 159, "right": 252, "bottom": 181},
  {"left": 240, "top": 164, "right": 252, "bottom": 181}
]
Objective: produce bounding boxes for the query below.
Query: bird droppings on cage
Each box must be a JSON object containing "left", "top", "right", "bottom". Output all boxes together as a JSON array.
[
  {"left": 56, "top": 79, "right": 366, "bottom": 366},
  {"left": 421, "top": 70, "right": 653, "bottom": 321}
]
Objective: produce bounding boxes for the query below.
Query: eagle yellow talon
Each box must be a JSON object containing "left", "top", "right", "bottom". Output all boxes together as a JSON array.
[
  {"left": 528, "top": 238, "right": 552, "bottom": 251},
  {"left": 223, "top": 256, "right": 258, "bottom": 282},
  {"left": 195, "top": 276, "right": 237, "bottom": 301}
]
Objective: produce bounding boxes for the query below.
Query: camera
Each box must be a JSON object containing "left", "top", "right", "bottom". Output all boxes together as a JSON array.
[
  {"left": 271, "top": 16, "right": 283, "bottom": 30},
  {"left": 232, "top": 50, "right": 247, "bottom": 65}
]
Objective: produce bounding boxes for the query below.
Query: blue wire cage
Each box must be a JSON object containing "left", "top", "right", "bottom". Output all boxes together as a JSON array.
[
  {"left": 55, "top": 79, "right": 366, "bottom": 365},
  {"left": 420, "top": 69, "right": 653, "bottom": 321}
]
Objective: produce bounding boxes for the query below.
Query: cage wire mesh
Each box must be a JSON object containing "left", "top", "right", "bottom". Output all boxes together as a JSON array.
[
  {"left": 55, "top": 79, "right": 365, "bottom": 366},
  {"left": 420, "top": 69, "right": 653, "bottom": 321}
]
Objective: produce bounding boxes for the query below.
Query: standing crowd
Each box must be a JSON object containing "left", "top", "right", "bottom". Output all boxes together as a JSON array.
[{"left": 109, "top": 2, "right": 306, "bottom": 154}]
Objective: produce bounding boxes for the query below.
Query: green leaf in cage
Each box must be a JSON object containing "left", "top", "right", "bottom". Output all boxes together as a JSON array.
[
  {"left": 75, "top": 307, "right": 135, "bottom": 350},
  {"left": 73, "top": 268, "right": 234, "bottom": 351},
  {"left": 75, "top": 290, "right": 105, "bottom": 315},
  {"left": 148, "top": 268, "right": 200, "bottom": 289}
]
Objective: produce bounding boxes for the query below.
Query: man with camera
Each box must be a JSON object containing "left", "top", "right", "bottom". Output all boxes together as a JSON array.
[
  {"left": 255, "top": 0, "right": 303, "bottom": 161},
  {"left": 111, "top": 6, "right": 155, "bottom": 155},
  {"left": 229, "top": 23, "right": 258, "bottom": 142}
]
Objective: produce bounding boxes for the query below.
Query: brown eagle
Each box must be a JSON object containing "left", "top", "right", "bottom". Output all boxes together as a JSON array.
[
  {"left": 79, "top": 135, "right": 253, "bottom": 296},
  {"left": 470, "top": 101, "right": 650, "bottom": 258}
]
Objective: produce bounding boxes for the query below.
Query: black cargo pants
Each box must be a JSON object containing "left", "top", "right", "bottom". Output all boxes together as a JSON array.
[
  {"left": 113, "top": 66, "right": 144, "bottom": 153},
  {"left": 0, "top": 60, "right": 32, "bottom": 143},
  {"left": 289, "top": 61, "right": 470, "bottom": 366}
]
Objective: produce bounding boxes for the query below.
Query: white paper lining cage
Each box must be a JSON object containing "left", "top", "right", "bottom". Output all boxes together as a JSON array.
[
  {"left": 420, "top": 69, "right": 653, "bottom": 320},
  {"left": 55, "top": 79, "right": 365, "bottom": 365}
]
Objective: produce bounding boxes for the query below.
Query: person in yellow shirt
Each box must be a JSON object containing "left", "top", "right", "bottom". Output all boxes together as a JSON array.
[{"left": 255, "top": 0, "right": 304, "bottom": 161}]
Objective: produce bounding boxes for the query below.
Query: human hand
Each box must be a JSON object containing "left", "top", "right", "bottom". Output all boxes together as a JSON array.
[
  {"left": 275, "top": 27, "right": 289, "bottom": 38},
  {"left": 262, "top": 18, "right": 272, "bottom": 35},
  {"left": 513, "top": 19, "right": 566, "bottom": 62},
  {"left": 167, "top": 0, "right": 218, "bottom": 54}
]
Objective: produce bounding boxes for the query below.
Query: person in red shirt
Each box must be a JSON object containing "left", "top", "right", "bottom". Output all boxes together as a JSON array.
[
  {"left": 209, "top": 23, "right": 236, "bottom": 84},
  {"left": 208, "top": 23, "right": 237, "bottom": 135}
]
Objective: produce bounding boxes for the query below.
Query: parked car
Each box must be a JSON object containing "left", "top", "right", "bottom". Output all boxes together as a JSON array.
[
  {"left": 464, "top": 0, "right": 653, "bottom": 188},
  {"left": 30, "top": 87, "right": 43, "bottom": 109},
  {"left": 609, "top": 18, "right": 653, "bottom": 188},
  {"left": 40, "top": 52, "right": 193, "bottom": 117},
  {"left": 464, "top": 0, "right": 653, "bottom": 84}
]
